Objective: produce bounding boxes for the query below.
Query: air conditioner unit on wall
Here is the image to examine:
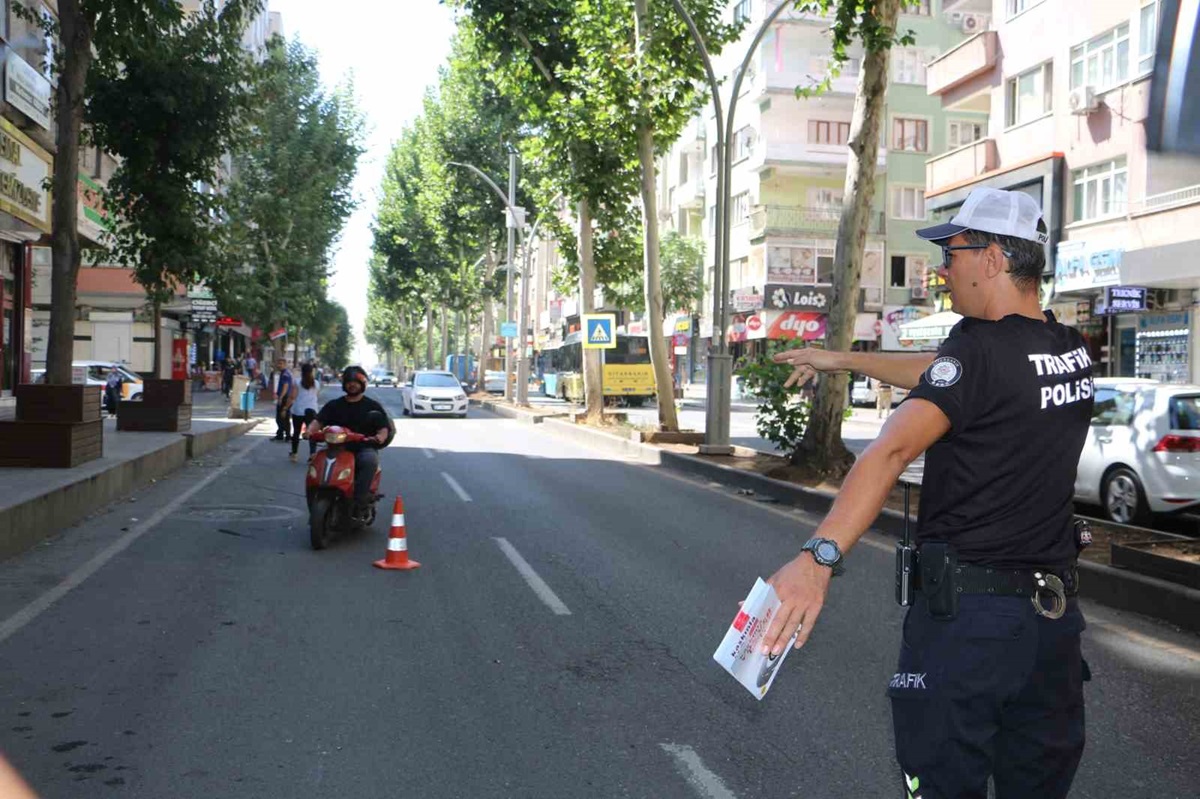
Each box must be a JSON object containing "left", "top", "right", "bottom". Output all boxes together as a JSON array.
[
  {"left": 961, "top": 14, "right": 987, "bottom": 33},
  {"left": 1068, "top": 86, "right": 1100, "bottom": 115}
]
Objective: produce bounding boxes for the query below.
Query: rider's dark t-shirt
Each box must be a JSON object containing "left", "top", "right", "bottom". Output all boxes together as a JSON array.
[
  {"left": 317, "top": 395, "right": 388, "bottom": 451},
  {"left": 905, "top": 311, "right": 1093, "bottom": 571}
]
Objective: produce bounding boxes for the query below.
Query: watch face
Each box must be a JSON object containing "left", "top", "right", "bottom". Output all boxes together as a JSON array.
[{"left": 816, "top": 541, "right": 839, "bottom": 563}]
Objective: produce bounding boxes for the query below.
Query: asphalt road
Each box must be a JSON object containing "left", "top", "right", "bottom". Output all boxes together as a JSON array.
[{"left": 0, "top": 387, "right": 1197, "bottom": 798}]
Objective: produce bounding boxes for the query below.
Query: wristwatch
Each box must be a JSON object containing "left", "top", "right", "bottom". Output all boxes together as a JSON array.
[{"left": 801, "top": 537, "right": 845, "bottom": 576}]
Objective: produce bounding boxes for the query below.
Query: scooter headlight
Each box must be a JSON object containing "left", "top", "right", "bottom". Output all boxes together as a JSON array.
[
  {"left": 325, "top": 430, "right": 348, "bottom": 445},
  {"left": 336, "top": 468, "right": 353, "bottom": 481}
]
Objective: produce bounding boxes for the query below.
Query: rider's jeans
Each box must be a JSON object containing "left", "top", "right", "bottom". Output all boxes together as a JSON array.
[{"left": 353, "top": 448, "right": 379, "bottom": 506}]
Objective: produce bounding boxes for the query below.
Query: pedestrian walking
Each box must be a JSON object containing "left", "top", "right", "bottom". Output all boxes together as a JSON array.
[
  {"left": 289, "top": 363, "right": 321, "bottom": 463},
  {"left": 765, "top": 188, "right": 1093, "bottom": 799},
  {"left": 221, "top": 359, "right": 235, "bottom": 398},
  {"left": 245, "top": 353, "right": 257, "bottom": 378},
  {"left": 272, "top": 358, "right": 293, "bottom": 442},
  {"left": 104, "top": 368, "right": 122, "bottom": 417},
  {"left": 874, "top": 378, "right": 894, "bottom": 418}
]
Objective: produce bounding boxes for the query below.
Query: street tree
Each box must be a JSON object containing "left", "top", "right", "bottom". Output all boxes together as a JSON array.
[
  {"left": 787, "top": 0, "right": 909, "bottom": 479},
  {"left": 308, "top": 299, "right": 353, "bottom": 369},
  {"left": 36, "top": 0, "right": 262, "bottom": 383}
]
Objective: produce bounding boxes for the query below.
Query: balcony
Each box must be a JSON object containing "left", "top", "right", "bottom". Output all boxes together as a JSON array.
[
  {"left": 926, "top": 138, "right": 998, "bottom": 193},
  {"left": 756, "top": 140, "right": 887, "bottom": 175},
  {"left": 749, "top": 205, "right": 885, "bottom": 239},
  {"left": 676, "top": 177, "right": 705, "bottom": 209},
  {"left": 926, "top": 31, "right": 998, "bottom": 97}
]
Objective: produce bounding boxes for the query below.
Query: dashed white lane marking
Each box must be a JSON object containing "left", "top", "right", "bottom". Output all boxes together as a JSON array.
[
  {"left": 659, "top": 743, "right": 738, "bottom": 799},
  {"left": 441, "top": 472, "right": 472, "bottom": 502},
  {"left": 422, "top": 448, "right": 434, "bottom": 459},
  {"left": 0, "top": 435, "right": 268, "bottom": 646},
  {"left": 494, "top": 537, "right": 571, "bottom": 616}
]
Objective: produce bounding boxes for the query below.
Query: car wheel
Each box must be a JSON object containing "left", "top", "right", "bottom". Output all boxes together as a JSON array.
[{"left": 1102, "top": 466, "right": 1149, "bottom": 525}]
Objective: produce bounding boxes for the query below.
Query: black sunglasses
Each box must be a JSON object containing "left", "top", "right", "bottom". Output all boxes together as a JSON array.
[{"left": 939, "top": 243, "right": 1013, "bottom": 268}]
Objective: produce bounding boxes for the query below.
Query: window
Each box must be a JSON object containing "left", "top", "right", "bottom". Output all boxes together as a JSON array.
[
  {"left": 903, "top": 0, "right": 932, "bottom": 16},
  {"left": 733, "top": 0, "right": 752, "bottom": 24},
  {"left": 948, "top": 120, "right": 987, "bottom": 149},
  {"left": 1092, "top": 388, "right": 1136, "bottom": 426},
  {"left": 1071, "top": 158, "right": 1128, "bottom": 222},
  {"left": 707, "top": 204, "right": 716, "bottom": 232},
  {"left": 808, "top": 120, "right": 851, "bottom": 146},
  {"left": 733, "top": 126, "right": 755, "bottom": 162},
  {"left": 1006, "top": 62, "right": 1053, "bottom": 127},
  {"left": 891, "top": 187, "right": 927, "bottom": 221},
  {"left": 816, "top": 251, "right": 835, "bottom": 284},
  {"left": 678, "top": 152, "right": 689, "bottom": 184},
  {"left": 809, "top": 188, "right": 843, "bottom": 208},
  {"left": 891, "top": 48, "right": 927, "bottom": 85},
  {"left": 731, "top": 192, "right": 750, "bottom": 225},
  {"left": 1007, "top": 0, "right": 1043, "bottom": 18},
  {"left": 892, "top": 118, "right": 928, "bottom": 152},
  {"left": 1070, "top": 23, "right": 1130, "bottom": 90},
  {"left": 889, "top": 255, "right": 928, "bottom": 289},
  {"left": 1138, "top": 1, "right": 1160, "bottom": 74}
]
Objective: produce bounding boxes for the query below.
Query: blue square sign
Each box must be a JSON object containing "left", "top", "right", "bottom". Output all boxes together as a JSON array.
[
  {"left": 500, "top": 321, "right": 518, "bottom": 339},
  {"left": 582, "top": 314, "right": 616, "bottom": 349}
]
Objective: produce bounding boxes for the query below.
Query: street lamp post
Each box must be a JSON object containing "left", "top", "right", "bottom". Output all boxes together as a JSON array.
[
  {"left": 669, "top": 0, "right": 793, "bottom": 454},
  {"left": 447, "top": 157, "right": 524, "bottom": 403}
]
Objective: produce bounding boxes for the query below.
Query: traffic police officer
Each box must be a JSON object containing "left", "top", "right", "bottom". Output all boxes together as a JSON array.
[{"left": 761, "top": 187, "right": 1093, "bottom": 799}]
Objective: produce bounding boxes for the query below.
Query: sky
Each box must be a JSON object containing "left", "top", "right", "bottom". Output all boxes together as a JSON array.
[{"left": 269, "top": 0, "right": 457, "bottom": 367}]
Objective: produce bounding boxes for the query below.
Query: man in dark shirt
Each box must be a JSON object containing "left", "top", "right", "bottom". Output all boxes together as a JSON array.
[
  {"left": 760, "top": 188, "right": 1093, "bottom": 799},
  {"left": 308, "top": 366, "right": 392, "bottom": 516},
  {"left": 272, "top": 358, "right": 294, "bottom": 442}
]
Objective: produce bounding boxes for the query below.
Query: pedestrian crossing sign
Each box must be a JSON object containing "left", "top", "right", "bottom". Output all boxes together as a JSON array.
[{"left": 582, "top": 314, "right": 617, "bottom": 349}]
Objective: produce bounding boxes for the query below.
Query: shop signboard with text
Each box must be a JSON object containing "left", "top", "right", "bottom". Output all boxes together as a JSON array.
[
  {"left": 765, "top": 310, "right": 825, "bottom": 341},
  {"left": 765, "top": 284, "right": 831, "bottom": 312},
  {"left": 1103, "top": 286, "right": 1148, "bottom": 314},
  {"left": 1054, "top": 240, "right": 1123, "bottom": 292},
  {"left": 882, "top": 305, "right": 937, "bottom": 352},
  {"left": 727, "top": 312, "right": 767, "bottom": 343},
  {"left": 0, "top": 118, "right": 51, "bottom": 233}
]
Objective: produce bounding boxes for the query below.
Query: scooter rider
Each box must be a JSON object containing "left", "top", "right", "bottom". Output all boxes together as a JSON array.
[
  {"left": 307, "top": 366, "right": 393, "bottom": 519},
  {"left": 759, "top": 188, "right": 1094, "bottom": 799}
]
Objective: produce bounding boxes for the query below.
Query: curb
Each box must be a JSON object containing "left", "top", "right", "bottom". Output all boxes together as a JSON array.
[
  {"left": 470, "top": 398, "right": 568, "bottom": 425},
  {"left": 520, "top": 412, "right": 1200, "bottom": 635},
  {"left": 0, "top": 418, "right": 263, "bottom": 562}
]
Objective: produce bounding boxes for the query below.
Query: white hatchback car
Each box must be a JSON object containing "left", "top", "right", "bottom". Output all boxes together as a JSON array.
[
  {"left": 1075, "top": 377, "right": 1200, "bottom": 524},
  {"left": 402, "top": 370, "right": 469, "bottom": 418}
]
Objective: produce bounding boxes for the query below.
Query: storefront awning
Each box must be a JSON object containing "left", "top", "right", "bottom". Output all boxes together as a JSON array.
[{"left": 898, "top": 310, "right": 962, "bottom": 342}]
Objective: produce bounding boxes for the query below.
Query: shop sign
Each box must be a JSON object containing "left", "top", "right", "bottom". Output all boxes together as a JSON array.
[
  {"left": 730, "top": 288, "right": 763, "bottom": 311},
  {"left": 1054, "top": 240, "right": 1123, "bottom": 292},
  {"left": 1138, "top": 311, "right": 1189, "bottom": 333},
  {"left": 766, "top": 310, "right": 825, "bottom": 341},
  {"left": 268, "top": 327, "right": 288, "bottom": 341},
  {"left": 5, "top": 52, "right": 51, "bottom": 131},
  {"left": 1104, "top": 286, "right": 1148, "bottom": 314},
  {"left": 727, "top": 312, "right": 767, "bottom": 343},
  {"left": 672, "top": 333, "right": 689, "bottom": 348},
  {"left": 674, "top": 315, "right": 692, "bottom": 334},
  {"left": 190, "top": 297, "right": 219, "bottom": 324},
  {"left": 0, "top": 117, "right": 51, "bottom": 233},
  {"left": 881, "top": 305, "right": 937, "bottom": 352},
  {"left": 215, "top": 316, "right": 244, "bottom": 327},
  {"left": 766, "top": 284, "right": 831, "bottom": 312},
  {"left": 549, "top": 299, "right": 563, "bottom": 322},
  {"left": 853, "top": 312, "right": 879, "bottom": 342},
  {"left": 76, "top": 173, "right": 109, "bottom": 243}
]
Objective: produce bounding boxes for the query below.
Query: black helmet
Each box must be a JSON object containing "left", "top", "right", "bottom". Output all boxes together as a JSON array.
[{"left": 341, "top": 365, "right": 369, "bottom": 392}]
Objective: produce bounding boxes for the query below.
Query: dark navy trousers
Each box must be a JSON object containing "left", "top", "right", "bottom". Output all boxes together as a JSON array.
[{"left": 888, "top": 594, "right": 1087, "bottom": 799}]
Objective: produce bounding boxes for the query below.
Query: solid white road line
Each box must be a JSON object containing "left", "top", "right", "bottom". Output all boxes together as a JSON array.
[
  {"left": 494, "top": 537, "right": 571, "bottom": 616},
  {"left": 422, "top": 448, "right": 434, "bottom": 459},
  {"left": 0, "top": 435, "right": 268, "bottom": 646},
  {"left": 441, "top": 472, "right": 472, "bottom": 502},
  {"left": 659, "top": 743, "right": 739, "bottom": 799}
]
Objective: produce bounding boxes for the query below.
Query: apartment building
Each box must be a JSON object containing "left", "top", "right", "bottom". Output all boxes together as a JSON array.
[{"left": 926, "top": 0, "right": 1200, "bottom": 381}]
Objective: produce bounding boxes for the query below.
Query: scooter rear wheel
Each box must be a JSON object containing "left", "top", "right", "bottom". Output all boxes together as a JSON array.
[{"left": 310, "top": 495, "right": 335, "bottom": 550}]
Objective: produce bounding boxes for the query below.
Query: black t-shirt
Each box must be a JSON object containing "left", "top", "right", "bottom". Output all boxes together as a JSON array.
[
  {"left": 905, "top": 311, "right": 1093, "bottom": 570},
  {"left": 316, "top": 395, "right": 390, "bottom": 450}
]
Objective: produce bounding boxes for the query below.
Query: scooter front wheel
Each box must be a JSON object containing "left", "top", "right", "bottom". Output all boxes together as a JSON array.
[{"left": 309, "top": 495, "right": 335, "bottom": 550}]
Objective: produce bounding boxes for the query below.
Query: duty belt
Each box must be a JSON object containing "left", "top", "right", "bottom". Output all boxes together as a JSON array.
[{"left": 917, "top": 564, "right": 1079, "bottom": 619}]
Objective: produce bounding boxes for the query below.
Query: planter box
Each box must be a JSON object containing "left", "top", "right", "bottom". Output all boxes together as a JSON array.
[
  {"left": 0, "top": 420, "right": 103, "bottom": 467},
  {"left": 117, "top": 402, "right": 192, "bottom": 432},
  {"left": 14, "top": 384, "right": 101, "bottom": 423},
  {"left": 142, "top": 379, "right": 191, "bottom": 407},
  {"left": 1111, "top": 537, "right": 1200, "bottom": 590}
]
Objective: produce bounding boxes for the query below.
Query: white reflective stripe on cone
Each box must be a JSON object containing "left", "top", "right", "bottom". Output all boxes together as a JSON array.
[
  {"left": 391, "top": 514, "right": 405, "bottom": 527},
  {"left": 387, "top": 538, "right": 408, "bottom": 552}
]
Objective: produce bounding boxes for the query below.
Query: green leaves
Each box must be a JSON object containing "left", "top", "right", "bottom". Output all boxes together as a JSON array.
[
  {"left": 737, "top": 342, "right": 812, "bottom": 454},
  {"left": 793, "top": 0, "right": 917, "bottom": 99}
]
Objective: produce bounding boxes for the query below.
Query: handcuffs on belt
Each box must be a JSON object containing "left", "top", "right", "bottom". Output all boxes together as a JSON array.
[{"left": 1031, "top": 571, "right": 1067, "bottom": 619}]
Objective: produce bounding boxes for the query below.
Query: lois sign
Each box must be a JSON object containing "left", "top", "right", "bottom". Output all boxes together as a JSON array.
[{"left": 767, "top": 311, "right": 825, "bottom": 341}]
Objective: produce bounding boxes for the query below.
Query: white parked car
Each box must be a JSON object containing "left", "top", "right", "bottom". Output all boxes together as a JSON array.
[
  {"left": 374, "top": 371, "right": 398, "bottom": 387},
  {"left": 1075, "top": 378, "right": 1200, "bottom": 524},
  {"left": 31, "top": 361, "right": 143, "bottom": 412},
  {"left": 402, "top": 371, "right": 469, "bottom": 418},
  {"left": 849, "top": 376, "right": 908, "bottom": 407},
  {"left": 483, "top": 370, "right": 506, "bottom": 394}
]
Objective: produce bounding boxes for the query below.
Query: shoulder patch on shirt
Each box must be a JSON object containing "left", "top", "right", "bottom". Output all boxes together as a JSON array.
[{"left": 925, "top": 357, "right": 963, "bottom": 388}]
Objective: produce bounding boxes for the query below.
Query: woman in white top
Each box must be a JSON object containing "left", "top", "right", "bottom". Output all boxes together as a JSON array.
[{"left": 289, "top": 363, "right": 322, "bottom": 462}]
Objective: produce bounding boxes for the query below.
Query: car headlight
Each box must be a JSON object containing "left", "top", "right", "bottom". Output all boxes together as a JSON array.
[
  {"left": 417, "top": 394, "right": 431, "bottom": 401},
  {"left": 455, "top": 394, "right": 466, "bottom": 401}
]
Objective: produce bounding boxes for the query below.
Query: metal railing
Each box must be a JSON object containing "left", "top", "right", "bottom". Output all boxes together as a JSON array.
[
  {"left": 749, "top": 204, "right": 886, "bottom": 237},
  {"left": 1141, "top": 184, "right": 1200, "bottom": 212}
]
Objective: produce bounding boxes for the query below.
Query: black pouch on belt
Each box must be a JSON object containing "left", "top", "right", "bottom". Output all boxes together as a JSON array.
[{"left": 919, "top": 542, "right": 958, "bottom": 620}]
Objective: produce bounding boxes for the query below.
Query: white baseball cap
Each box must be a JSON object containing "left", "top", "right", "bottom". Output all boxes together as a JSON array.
[{"left": 916, "top": 187, "right": 1049, "bottom": 244}]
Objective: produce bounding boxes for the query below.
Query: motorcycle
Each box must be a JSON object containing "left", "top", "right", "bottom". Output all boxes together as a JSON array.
[{"left": 305, "top": 425, "right": 384, "bottom": 550}]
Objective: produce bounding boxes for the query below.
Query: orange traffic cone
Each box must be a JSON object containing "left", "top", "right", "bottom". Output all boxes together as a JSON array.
[{"left": 374, "top": 496, "right": 420, "bottom": 570}]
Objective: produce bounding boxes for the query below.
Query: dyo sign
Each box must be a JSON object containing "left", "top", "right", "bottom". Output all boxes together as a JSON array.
[{"left": 766, "top": 284, "right": 831, "bottom": 311}]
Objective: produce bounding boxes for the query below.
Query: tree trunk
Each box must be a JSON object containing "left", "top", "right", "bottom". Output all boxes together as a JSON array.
[
  {"left": 792, "top": 0, "right": 899, "bottom": 479},
  {"left": 425, "top": 302, "right": 434, "bottom": 369},
  {"left": 577, "top": 198, "right": 603, "bottom": 421},
  {"left": 294, "top": 327, "right": 302, "bottom": 367},
  {"left": 45, "top": 2, "right": 93, "bottom": 385},
  {"left": 633, "top": 0, "right": 679, "bottom": 432},
  {"left": 440, "top": 304, "right": 449, "bottom": 369}
]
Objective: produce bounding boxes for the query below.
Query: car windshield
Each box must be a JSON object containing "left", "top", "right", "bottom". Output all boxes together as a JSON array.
[
  {"left": 415, "top": 374, "right": 460, "bottom": 388},
  {"left": 1169, "top": 395, "right": 1200, "bottom": 430}
]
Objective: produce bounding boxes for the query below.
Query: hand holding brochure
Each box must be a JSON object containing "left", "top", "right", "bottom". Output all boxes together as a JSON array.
[{"left": 713, "top": 578, "right": 797, "bottom": 700}]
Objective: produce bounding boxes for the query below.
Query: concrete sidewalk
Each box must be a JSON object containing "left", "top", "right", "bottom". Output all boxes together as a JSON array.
[{"left": 0, "top": 390, "right": 265, "bottom": 561}]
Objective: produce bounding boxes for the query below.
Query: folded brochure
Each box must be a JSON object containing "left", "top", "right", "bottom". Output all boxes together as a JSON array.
[{"left": 713, "top": 578, "right": 797, "bottom": 700}]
